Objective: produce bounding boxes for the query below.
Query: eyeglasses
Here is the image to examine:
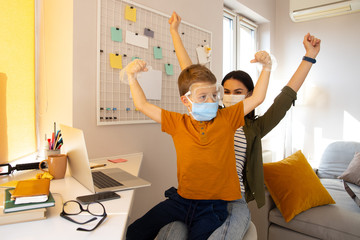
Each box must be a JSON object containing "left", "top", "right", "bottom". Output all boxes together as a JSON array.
[
  {"left": 185, "top": 84, "right": 224, "bottom": 103},
  {"left": 60, "top": 200, "right": 107, "bottom": 231}
]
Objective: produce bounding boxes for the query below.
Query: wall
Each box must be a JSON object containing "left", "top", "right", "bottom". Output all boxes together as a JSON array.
[
  {"left": 38, "top": 0, "right": 73, "bottom": 146},
  {"left": 72, "top": 0, "right": 223, "bottom": 224},
  {"left": 274, "top": 0, "right": 360, "bottom": 165}
]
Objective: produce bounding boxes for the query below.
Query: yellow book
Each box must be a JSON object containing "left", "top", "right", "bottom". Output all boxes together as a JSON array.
[{"left": 11, "top": 179, "right": 50, "bottom": 203}]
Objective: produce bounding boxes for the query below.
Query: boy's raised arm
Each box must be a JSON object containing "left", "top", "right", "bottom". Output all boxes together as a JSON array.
[
  {"left": 169, "top": 11, "right": 192, "bottom": 70},
  {"left": 243, "top": 51, "right": 272, "bottom": 115},
  {"left": 286, "top": 33, "right": 321, "bottom": 92},
  {"left": 125, "top": 60, "right": 162, "bottom": 123}
]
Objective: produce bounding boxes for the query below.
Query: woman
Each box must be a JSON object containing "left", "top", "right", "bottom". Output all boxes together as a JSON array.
[{"left": 157, "top": 12, "right": 321, "bottom": 240}]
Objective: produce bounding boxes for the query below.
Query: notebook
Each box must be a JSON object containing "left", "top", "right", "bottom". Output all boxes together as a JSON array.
[{"left": 60, "top": 124, "right": 151, "bottom": 193}]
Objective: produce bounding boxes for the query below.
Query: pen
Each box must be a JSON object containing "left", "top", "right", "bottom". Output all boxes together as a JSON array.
[{"left": 90, "top": 164, "right": 107, "bottom": 169}]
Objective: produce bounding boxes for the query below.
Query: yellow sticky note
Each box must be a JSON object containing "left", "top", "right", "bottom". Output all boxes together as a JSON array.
[
  {"left": 109, "top": 54, "right": 123, "bottom": 69},
  {"left": 125, "top": 5, "right": 136, "bottom": 22},
  {"left": 0, "top": 180, "right": 18, "bottom": 188}
]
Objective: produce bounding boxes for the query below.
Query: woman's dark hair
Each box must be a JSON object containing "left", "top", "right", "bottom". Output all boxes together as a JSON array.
[{"left": 221, "top": 70, "right": 256, "bottom": 120}]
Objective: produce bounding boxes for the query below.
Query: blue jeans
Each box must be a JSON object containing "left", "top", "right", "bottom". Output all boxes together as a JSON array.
[
  {"left": 126, "top": 187, "right": 228, "bottom": 240},
  {"left": 157, "top": 193, "right": 250, "bottom": 240}
]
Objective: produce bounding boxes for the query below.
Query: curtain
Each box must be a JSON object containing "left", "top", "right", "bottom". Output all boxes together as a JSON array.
[{"left": 0, "top": 0, "right": 36, "bottom": 163}]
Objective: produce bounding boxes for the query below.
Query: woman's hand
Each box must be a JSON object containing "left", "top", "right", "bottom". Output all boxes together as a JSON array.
[{"left": 303, "top": 33, "right": 321, "bottom": 59}]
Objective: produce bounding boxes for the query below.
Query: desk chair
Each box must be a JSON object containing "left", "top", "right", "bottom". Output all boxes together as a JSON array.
[
  {"left": 156, "top": 220, "right": 257, "bottom": 239},
  {"left": 243, "top": 221, "right": 257, "bottom": 239}
]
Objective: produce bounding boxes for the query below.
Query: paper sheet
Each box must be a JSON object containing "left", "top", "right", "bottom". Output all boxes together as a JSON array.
[
  {"left": 126, "top": 30, "right": 149, "bottom": 49},
  {"left": 130, "top": 69, "right": 162, "bottom": 100},
  {"left": 196, "top": 45, "right": 211, "bottom": 64},
  {"left": 153, "top": 46, "right": 163, "bottom": 59},
  {"left": 111, "top": 27, "right": 122, "bottom": 42},
  {"left": 125, "top": 5, "right": 137, "bottom": 22},
  {"left": 109, "top": 54, "right": 123, "bottom": 69},
  {"left": 165, "top": 64, "right": 174, "bottom": 75}
]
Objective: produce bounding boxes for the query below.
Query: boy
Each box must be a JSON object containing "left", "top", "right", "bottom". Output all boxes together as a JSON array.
[{"left": 125, "top": 52, "right": 271, "bottom": 239}]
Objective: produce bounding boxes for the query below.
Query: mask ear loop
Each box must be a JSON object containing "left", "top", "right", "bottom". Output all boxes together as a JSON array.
[{"left": 184, "top": 95, "right": 194, "bottom": 117}]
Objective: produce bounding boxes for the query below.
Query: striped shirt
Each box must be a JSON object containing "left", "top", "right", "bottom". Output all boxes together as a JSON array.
[{"left": 234, "top": 126, "right": 247, "bottom": 192}]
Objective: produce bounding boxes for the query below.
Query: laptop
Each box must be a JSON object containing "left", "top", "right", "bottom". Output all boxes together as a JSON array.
[{"left": 60, "top": 124, "right": 151, "bottom": 193}]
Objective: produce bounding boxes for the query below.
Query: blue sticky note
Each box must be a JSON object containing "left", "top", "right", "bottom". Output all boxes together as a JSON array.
[
  {"left": 153, "top": 46, "right": 163, "bottom": 59},
  {"left": 132, "top": 56, "right": 141, "bottom": 61},
  {"left": 111, "top": 27, "right": 122, "bottom": 42},
  {"left": 165, "top": 64, "right": 174, "bottom": 75}
]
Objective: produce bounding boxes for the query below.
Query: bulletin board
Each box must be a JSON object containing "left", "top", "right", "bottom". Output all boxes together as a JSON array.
[{"left": 97, "top": 0, "right": 212, "bottom": 125}]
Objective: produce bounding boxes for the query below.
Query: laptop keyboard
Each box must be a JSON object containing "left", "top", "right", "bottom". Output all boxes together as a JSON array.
[{"left": 92, "top": 171, "right": 124, "bottom": 189}]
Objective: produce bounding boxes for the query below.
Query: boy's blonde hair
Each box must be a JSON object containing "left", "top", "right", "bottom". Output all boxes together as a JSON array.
[{"left": 178, "top": 64, "right": 216, "bottom": 96}]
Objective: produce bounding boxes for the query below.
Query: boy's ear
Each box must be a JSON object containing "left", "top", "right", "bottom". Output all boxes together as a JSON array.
[{"left": 180, "top": 96, "right": 190, "bottom": 107}]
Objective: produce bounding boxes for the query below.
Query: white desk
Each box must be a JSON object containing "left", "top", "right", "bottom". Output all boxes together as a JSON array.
[{"left": 0, "top": 152, "right": 144, "bottom": 240}]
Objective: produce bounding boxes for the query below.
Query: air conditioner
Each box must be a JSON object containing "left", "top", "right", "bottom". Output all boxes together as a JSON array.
[{"left": 290, "top": 0, "right": 360, "bottom": 22}]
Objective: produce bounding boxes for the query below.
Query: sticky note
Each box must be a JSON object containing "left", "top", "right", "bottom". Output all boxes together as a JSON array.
[
  {"left": 109, "top": 54, "right": 123, "bottom": 69},
  {"left": 108, "top": 158, "right": 128, "bottom": 163},
  {"left": 125, "top": 5, "right": 136, "bottom": 22},
  {"left": 144, "top": 28, "right": 154, "bottom": 38},
  {"left": 165, "top": 64, "right": 174, "bottom": 75},
  {"left": 111, "top": 27, "right": 122, "bottom": 42},
  {"left": 0, "top": 180, "right": 19, "bottom": 188},
  {"left": 132, "top": 56, "right": 141, "bottom": 61},
  {"left": 126, "top": 30, "right": 149, "bottom": 49},
  {"left": 153, "top": 47, "right": 163, "bottom": 59}
]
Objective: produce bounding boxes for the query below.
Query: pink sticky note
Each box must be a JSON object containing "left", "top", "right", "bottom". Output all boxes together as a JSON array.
[{"left": 108, "top": 158, "right": 128, "bottom": 163}]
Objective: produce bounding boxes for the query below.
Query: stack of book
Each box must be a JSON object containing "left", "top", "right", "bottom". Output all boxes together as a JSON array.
[{"left": 0, "top": 178, "right": 55, "bottom": 225}]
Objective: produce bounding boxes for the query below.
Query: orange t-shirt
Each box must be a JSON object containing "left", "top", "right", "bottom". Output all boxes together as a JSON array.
[{"left": 161, "top": 101, "right": 245, "bottom": 201}]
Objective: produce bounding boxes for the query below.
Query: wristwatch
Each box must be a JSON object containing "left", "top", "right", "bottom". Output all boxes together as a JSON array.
[{"left": 302, "top": 56, "right": 316, "bottom": 64}]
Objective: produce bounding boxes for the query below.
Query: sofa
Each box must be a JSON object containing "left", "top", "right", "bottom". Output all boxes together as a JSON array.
[{"left": 248, "top": 141, "right": 360, "bottom": 240}]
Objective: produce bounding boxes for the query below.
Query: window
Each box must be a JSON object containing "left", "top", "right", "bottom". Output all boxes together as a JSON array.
[
  {"left": 223, "top": 11, "right": 236, "bottom": 78},
  {"left": 0, "top": 0, "right": 37, "bottom": 163},
  {"left": 223, "top": 9, "right": 258, "bottom": 81}
]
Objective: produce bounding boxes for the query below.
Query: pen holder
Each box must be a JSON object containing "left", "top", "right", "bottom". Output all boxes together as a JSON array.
[{"left": 44, "top": 149, "right": 60, "bottom": 159}]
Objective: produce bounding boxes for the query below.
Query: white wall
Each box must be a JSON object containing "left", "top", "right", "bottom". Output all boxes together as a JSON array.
[
  {"left": 274, "top": 0, "right": 360, "bottom": 165},
  {"left": 71, "top": 0, "right": 223, "bottom": 224}
]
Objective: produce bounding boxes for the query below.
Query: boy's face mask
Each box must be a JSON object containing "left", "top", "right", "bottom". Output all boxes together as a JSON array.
[
  {"left": 222, "top": 94, "right": 246, "bottom": 107},
  {"left": 186, "top": 98, "right": 219, "bottom": 121},
  {"left": 184, "top": 84, "right": 223, "bottom": 121}
]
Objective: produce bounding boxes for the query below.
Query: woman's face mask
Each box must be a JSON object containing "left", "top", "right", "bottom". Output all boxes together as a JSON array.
[{"left": 222, "top": 94, "right": 246, "bottom": 107}]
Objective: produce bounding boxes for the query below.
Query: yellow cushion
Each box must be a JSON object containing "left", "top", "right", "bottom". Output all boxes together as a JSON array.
[{"left": 263, "top": 150, "right": 335, "bottom": 222}]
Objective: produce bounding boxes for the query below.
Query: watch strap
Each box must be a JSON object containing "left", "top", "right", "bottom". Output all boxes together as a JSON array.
[{"left": 302, "top": 56, "right": 316, "bottom": 64}]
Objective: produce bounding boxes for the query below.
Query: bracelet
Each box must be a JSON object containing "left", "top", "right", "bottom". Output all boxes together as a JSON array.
[{"left": 302, "top": 56, "right": 316, "bottom": 64}]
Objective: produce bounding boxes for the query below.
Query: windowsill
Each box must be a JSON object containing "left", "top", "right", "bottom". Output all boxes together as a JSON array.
[{"left": 9, "top": 151, "right": 44, "bottom": 166}]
